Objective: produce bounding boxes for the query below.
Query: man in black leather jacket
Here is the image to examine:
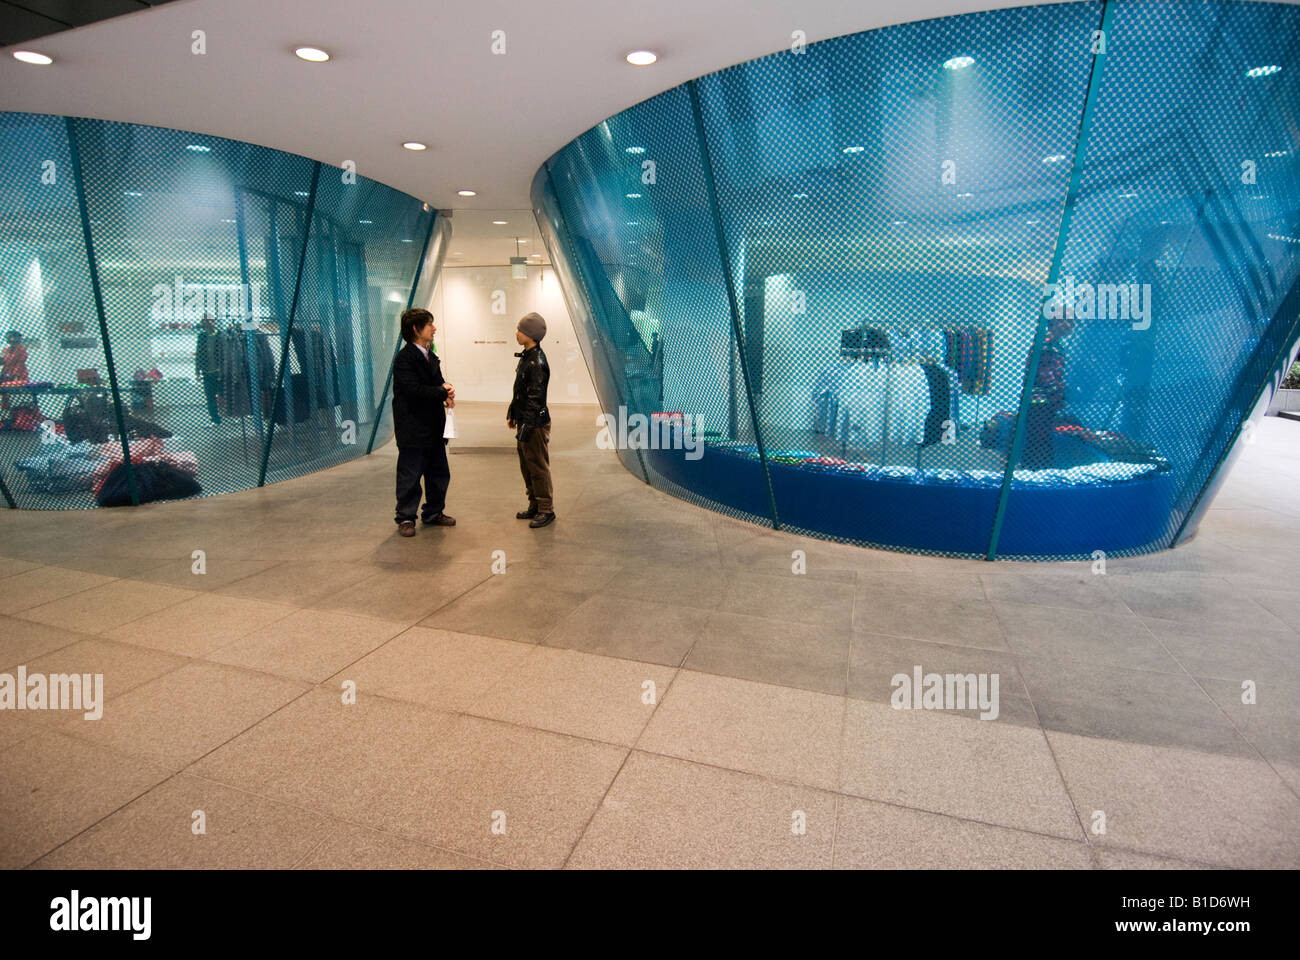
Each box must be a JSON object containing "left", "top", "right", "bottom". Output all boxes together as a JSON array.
[
  {"left": 391, "top": 308, "right": 456, "bottom": 536},
  {"left": 507, "top": 312, "right": 554, "bottom": 527}
]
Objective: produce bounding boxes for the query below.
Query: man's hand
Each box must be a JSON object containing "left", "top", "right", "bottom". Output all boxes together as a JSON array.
[
  {"left": 507, "top": 418, "right": 515, "bottom": 429},
  {"left": 443, "top": 382, "right": 455, "bottom": 399}
]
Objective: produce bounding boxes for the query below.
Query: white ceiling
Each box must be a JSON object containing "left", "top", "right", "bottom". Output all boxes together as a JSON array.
[
  {"left": 443, "top": 209, "right": 547, "bottom": 267},
  {"left": 0, "top": 0, "right": 1083, "bottom": 212}
]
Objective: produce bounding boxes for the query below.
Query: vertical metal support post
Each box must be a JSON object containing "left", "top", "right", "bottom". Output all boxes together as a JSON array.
[
  {"left": 259, "top": 161, "right": 321, "bottom": 486},
  {"left": 985, "top": 0, "right": 1114, "bottom": 560},
  {"left": 686, "top": 79, "right": 782, "bottom": 530},
  {"left": 367, "top": 209, "right": 440, "bottom": 454},
  {"left": 65, "top": 117, "right": 139, "bottom": 506}
]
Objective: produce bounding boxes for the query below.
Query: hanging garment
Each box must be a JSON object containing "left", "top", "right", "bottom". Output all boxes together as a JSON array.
[
  {"left": 889, "top": 365, "right": 930, "bottom": 445},
  {"left": 834, "top": 362, "right": 931, "bottom": 447},
  {"left": 810, "top": 362, "right": 845, "bottom": 434},
  {"left": 218, "top": 332, "right": 253, "bottom": 417},
  {"left": 921, "top": 362, "right": 951, "bottom": 446},
  {"left": 305, "top": 327, "right": 340, "bottom": 409},
  {"left": 835, "top": 362, "right": 888, "bottom": 446}
]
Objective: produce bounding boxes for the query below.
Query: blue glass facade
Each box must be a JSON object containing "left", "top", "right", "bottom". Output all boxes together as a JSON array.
[
  {"left": 0, "top": 112, "right": 448, "bottom": 509},
  {"left": 533, "top": 0, "right": 1300, "bottom": 559}
]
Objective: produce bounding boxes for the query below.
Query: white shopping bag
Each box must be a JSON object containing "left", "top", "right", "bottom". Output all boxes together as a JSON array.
[{"left": 443, "top": 406, "right": 457, "bottom": 439}]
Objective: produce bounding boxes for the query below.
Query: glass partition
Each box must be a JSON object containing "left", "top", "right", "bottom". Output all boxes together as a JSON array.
[
  {"left": 533, "top": 0, "right": 1300, "bottom": 559},
  {"left": 0, "top": 112, "right": 446, "bottom": 509}
]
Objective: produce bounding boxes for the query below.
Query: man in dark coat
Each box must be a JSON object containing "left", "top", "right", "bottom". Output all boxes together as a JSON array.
[
  {"left": 507, "top": 312, "right": 554, "bottom": 528},
  {"left": 392, "top": 308, "right": 455, "bottom": 536}
]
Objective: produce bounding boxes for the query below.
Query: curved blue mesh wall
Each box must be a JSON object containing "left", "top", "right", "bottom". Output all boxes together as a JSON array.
[
  {"left": 0, "top": 112, "right": 448, "bottom": 509},
  {"left": 533, "top": 0, "right": 1300, "bottom": 560}
]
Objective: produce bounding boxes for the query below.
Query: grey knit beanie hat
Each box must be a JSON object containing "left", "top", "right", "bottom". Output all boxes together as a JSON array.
[{"left": 517, "top": 312, "right": 547, "bottom": 343}]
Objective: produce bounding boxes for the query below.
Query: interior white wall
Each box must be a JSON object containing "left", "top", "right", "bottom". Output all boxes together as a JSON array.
[{"left": 427, "top": 264, "right": 597, "bottom": 406}]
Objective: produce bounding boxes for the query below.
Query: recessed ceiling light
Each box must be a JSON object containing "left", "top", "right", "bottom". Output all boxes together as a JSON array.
[
  {"left": 12, "top": 51, "right": 53, "bottom": 65},
  {"left": 1026, "top": 219, "right": 1040, "bottom": 225},
  {"left": 943, "top": 56, "right": 975, "bottom": 70},
  {"left": 358, "top": 219, "right": 373, "bottom": 224},
  {"left": 892, "top": 220, "right": 908, "bottom": 225},
  {"left": 957, "top": 192, "right": 973, "bottom": 197},
  {"left": 401, "top": 239, "right": 412, "bottom": 243},
  {"left": 457, "top": 189, "right": 477, "bottom": 197},
  {"left": 792, "top": 193, "right": 809, "bottom": 199},
  {"left": 222, "top": 218, "right": 236, "bottom": 223},
  {"left": 626, "top": 50, "right": 658, "bottom": 66},
  {"left": 842, "top": 145, "right": 865, "bottom": 154},
  {"left": 294, "top": 190, "right": 309, "bottom": 196},
  {"left": 1119, "top": 192, "right": 1138, "bottom": 198},
  {"left": 186, "top": 144, "right": 211, "bottom": 152},
  {"left": 1043, "top": 154, "right": 1067, "bottom": 163},
  {"left": 626, "top": 220, "right": 640, "bottom": 225},
  {"left": 625, "top": 146, "right": 646, "bottom": 154},
  {"left": 402, "top": 142, "right": 427, "bottom": 151},
  {"left": 1246, "top": 64, "right": 1281, "bottom": 78},
  {"left": 626, "top": 193, "right": 642, "bottom": 198},
  {"left": 517, "top": 238, "right": 527, "bottom": 243},
  {"left": 1264, "top": 149, "right": 1289, "bottom": 158},
  {"left": 123, "top": 191, "right": 143, "bottom": 197},
  {"left": 492, "top": 220, "right": 508, "bottom": 225},
  {"left": 294, "top": 47, "right": 330, "bottom": 62}
]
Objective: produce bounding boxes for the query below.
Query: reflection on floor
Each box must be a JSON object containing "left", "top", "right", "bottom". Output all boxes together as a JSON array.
[{"left": 0, "top": 402, "right": 1297, "bottom": 868}]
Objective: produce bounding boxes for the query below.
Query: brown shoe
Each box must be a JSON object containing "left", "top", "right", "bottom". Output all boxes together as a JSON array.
[
  {"left": 528, "top": 512, "right": 556, "bottom": 529},
  {"left": 397, "top": 521, "right": 416, "bottom": 537},
  {"left": 423, "top": 513, "right": 456, "bottom": 527}
]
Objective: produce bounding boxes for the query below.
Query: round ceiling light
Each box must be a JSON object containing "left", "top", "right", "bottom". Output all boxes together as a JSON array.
[
  {"left": 1246, "top": 64, "right": 1281, "bottom": 78},
  {"left": 492, "top": 220, "right": 508, "bottom": 225},
  {"left": 402, "top": 142, "right": 428, "bottom": 151},
  {"left": 626, "top": 50, "right": 658, "bottom": 66},
  {"left": 943, "top": 56, "right": 975, "bottom": 70},
  {"left": 12, "top": 51, "right": 53, "bottom": 65},
  {"left": 457, "top": 189, "right": 477, "bottom": 197},
  {"left": 295, "top": 47, "right": 330, "bottom": 62}
]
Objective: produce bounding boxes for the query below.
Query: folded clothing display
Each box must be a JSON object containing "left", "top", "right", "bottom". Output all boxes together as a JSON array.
[
  {"left": 14, "top": 442, "right": 103, "bottom": 493},
  {"left": 14, "top": 436, "right": 200, "bottom": 502},
  {"left": 1053, "top": 423, "right": 1165, "bottom": 466},
  {"left": 708, "top": 441, "right": 1159, "bottom": 487},
  {"left": 97, "top": 461, "right": 202, "bottom": 507}
]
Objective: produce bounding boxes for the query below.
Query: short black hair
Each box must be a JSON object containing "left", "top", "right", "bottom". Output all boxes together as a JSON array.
[
  {"left": 400, "top": 308, "right": 434, "bottom": 344},
  {"left": 5, "top": 331, "right": 20, "bottom": 343}
]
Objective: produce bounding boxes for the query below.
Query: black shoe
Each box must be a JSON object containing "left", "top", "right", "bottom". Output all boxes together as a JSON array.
[
  {"left": 529, "top": 512, "right": 556, "bottom": 528},
  {"left": 422, "top": 513, "right": 456, "bottom": 526},
  {"left": 516, "top": 505, "right": 539, "bottom": 520}
]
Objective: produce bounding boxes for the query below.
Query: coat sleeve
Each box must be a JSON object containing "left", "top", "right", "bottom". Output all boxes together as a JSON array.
[{"left": 393, "top": 350, "right": 448, "bottom": 404}]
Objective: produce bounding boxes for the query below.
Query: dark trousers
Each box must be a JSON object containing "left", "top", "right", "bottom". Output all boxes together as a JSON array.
[
  {"left": 395, "top": 441, "right": 450, "bottom": 523},
  {"left": 517, "top": 423, "right": 553, "bottom": 513},
  {"left": 201, "top": 373, "right": 222, "bottom": 423}
]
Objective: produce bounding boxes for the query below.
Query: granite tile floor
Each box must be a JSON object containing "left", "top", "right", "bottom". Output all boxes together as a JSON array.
[{"left": 1, "top": 403, "right": 1298, "bottom": 869}]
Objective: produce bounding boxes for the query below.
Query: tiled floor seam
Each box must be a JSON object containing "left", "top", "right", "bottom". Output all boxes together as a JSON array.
[
  {"left": 300, "top": 680, "right": 666, "bottom": 753},
  {"left": 18, "top": 765, "right": 184, "bottom": 870},
  {"left": 1134, "top": 615, "right": 1300, "bottom": 803},
  {"left": 561, "top": 660, "right": 702, "bottom": 866},
  {"left": 3, "top": 570, "right": 128, "bottom": 617},
  {"left": 981, "top": 595, "right": 1092, "bottom": 849},
  {"left": 0, "top": 625, "right": 100, "bottom": 673},
  {"left": 625, "top": 744, "right": 1093, "bottom": 851}
]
